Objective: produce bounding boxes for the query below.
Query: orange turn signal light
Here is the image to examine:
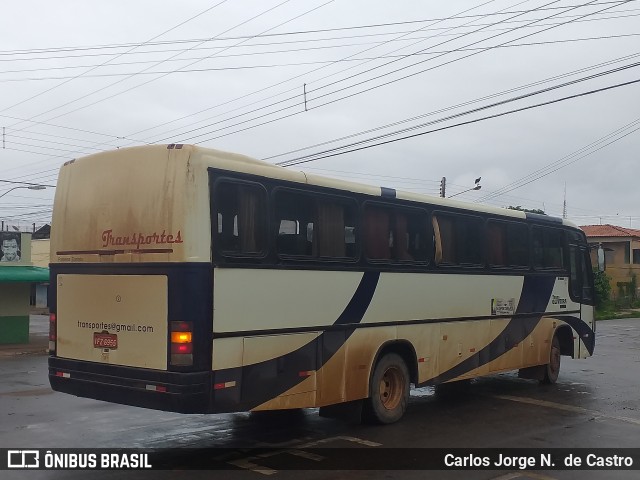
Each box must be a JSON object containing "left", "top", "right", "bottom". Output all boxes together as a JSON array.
[{"left": 171, "top": 332, "right": 192, "bottom": 344}]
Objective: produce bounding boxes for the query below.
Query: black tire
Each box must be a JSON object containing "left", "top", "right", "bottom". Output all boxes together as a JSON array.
[
  {"left": 364, "top": 353, "right": 410, "bottom": 424},
  {"left": 541, "top": 335, "right": 561, "bottom": 385}
]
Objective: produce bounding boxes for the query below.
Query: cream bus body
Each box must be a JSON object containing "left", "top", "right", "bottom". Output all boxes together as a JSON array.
[{"left": 49, "top": 144, "right": 595, "bottom": 422}]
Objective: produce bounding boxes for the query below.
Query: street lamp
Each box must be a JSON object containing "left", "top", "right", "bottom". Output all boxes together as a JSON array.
[
  {"left": 448, "top": 177, "right": 481, "bottom": 198},
  {"left": 0, "top": 185, "right": 46, "bottom": 199}
]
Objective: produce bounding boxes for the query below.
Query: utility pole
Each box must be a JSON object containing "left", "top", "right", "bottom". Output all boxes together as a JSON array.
[
  {"left": 563, "top": 182, "right": 567, "bottom": 219},
  {"left": 303, "top": 84, "right": 308, "bottom": 112},
  {"left": 439, "top": 177, "right": 446, "bottom": 198}
]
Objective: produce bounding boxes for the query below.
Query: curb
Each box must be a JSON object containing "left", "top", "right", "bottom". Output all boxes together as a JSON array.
[{"left": 0, "top": 338, "right": 49, "bottom": 358}]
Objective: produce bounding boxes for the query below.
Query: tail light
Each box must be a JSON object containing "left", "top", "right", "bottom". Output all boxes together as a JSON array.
[
  {"left": 170, "top": 321, "right": 193, "bottom": 366},
  {"left": 49, "top": 313, "right": 57, "bottom": 353}
]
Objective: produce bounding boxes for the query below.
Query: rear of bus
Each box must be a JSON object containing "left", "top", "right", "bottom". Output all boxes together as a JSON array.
[{"left": 48, "top": 144, "right": 213, "bottom": 413}]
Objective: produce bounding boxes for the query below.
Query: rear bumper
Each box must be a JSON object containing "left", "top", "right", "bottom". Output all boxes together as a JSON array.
[{"left": 49, "top": 356, "right": 211, "bottom": 413}]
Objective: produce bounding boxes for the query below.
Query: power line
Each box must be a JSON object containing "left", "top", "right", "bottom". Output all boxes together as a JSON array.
[
  {"left": 1, "top": 2, "right": 636, "bottom": 185},
  {"left": 0, "top": 178, "right": 56, "bottom": 187},
  {"left": 0, "top": 3, "right": 634, "bottom": 60},
  {"left": 476, "top": 117, "right": 640, "bottom": 202},
  {"left": 276, "top": 78, "right": 640, "bottom": 167},
  {"left": 110, "top": 0, "right": 503, "bottom": 146},
  {"left": 274, "top": 61, "right": 640, "bottom": 166},
  {"left": 8, "top": 0, "right": 334, "bottom": 132},
  {"left": 0, "top": 1, "right": 230, "bottom": 115},
  {"left": 181, "top": 0, "right": 623, "bottom": 145},
  {"left": 115, "top": 0, "right": 628, "bottom": 150},
  {"left": 152, "top": 0, "right": 563, "bottom": 144},
  {"left": 13, "top": 0, "right": 501, "bottom": 161},
  {"left": 2, "top": 2, "right": 636, "bottom": 185},
  {"left": 3, "top": 32, "right": 639, "bottom": 83},
  {"left": 263, "top": 51, "right": 640, "bottom": 162}
]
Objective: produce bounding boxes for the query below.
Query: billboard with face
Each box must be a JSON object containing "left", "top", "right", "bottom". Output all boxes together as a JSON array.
[{"left": 0, "top": 232, "right": 21, "bottom": 262}]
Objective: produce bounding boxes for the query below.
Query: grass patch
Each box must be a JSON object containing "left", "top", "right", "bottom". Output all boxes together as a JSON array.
[
  {"left": 595, "top": 299, "right": 640, "bottom": 321},
  {"left": 596, "top": 311, "right": 640, "bottom": 321}
]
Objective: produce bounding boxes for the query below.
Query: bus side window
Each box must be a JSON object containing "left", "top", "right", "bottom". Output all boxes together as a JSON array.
[
  {"left": 507, "top": 223, "right": 529, "bottom": 267},
  {"left": 365, "top": 205, "right": 428, "bottom": 263},
  {"left": 276, "top": 190, "right": 356, "bottom": 260},
  {"left": 435, "top": 215, "right": 456, "bottom": 264},
  {"left": 215, "top": 182, "right": 267, "bottom": 255},
  {"left": 432, "top": 216, "right": 443, "bottom": 264},
  {"left": 581, "top": 249, "right": 594, "bottom": 302},
  {"left": 533, "top": 226, "right": 565, "bottom": 270},
  {"left": 488, "top": 222, "right": 507, "bottom": 266},
  {"left": 364, "top": 206, "right": 391, "bottom": 260},
  {"left": 396, "top": 210, "right": 428, "bottom": 262},
  {"left": 487, "top": 221, "right": 529, "bottom": 268},
  {"left": 315, "top": 199, "right": 348, "bottom": 258},
  {"left": 276, "top": 191, "right": 313, "bottom": 257},
  {"left": 569, "top": 246, "right": 581, "bottom": 300},
  {"left": 433, "top": 213, "right": 482, "bottom": 266}
]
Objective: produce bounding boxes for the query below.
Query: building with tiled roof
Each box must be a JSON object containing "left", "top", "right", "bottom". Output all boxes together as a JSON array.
[
  {"left": 581, "top": 224, "right": 640, "bottom": 239},
  {"left": 580, "top": 224, "right": 640, "bottom": 300}
]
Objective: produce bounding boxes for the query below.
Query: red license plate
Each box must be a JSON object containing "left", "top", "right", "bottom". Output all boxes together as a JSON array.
[{"left": 93, "top": 333, "right": 118, "bottom": 349}]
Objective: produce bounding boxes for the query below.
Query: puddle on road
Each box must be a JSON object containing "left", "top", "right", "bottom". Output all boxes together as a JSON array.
[{"left": 410, "top": 386, "right": 435, "bottom": 398}]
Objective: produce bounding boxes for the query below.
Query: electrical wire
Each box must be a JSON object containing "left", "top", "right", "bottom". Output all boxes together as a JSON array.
[
  {"left": 183, "top": 0, "right": 626, "bottom": 145},
  {"left": 0, "top": 3, "right": 634, "bottom": 62},
  {"left": 3, "top": 32, "right": 639, "bottom": 83},
  {"left": 275, "top": 61, "right": 640, "bottom": 166},
  {"left": 277, "top": 78, "right": 640, "bottom": 167},
  {"left": 3, "top": 2, "right": 636, "bottom": 195},
  {"left": 476, "top": 117, "right": 640, "bottom": 201},
  {"left": 0, "top": 0, "right": 230, "bottom": 116},
  {"left": 147, "top": 0, "right": 559, "bottom": 144},
  {"left": 7, "top": 0, "right": 335, "bottom": 132},
  {"left": 264, "top": 52, "right": 640, "bottom": 162}
]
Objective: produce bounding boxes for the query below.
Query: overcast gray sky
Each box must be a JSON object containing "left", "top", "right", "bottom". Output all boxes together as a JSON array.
[{"left": 0, "top": 0, "right": 638, "bottom": 230}]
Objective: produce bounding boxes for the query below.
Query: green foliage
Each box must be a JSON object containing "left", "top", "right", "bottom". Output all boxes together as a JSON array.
[
  {"left": 615, "top": 273, "right": 637, "bottom": 306},
  {"left": 593, "top": 270, "right": 611, "bottom": 307},
  {"left": 507, "top": 205, "right": 546, "bottom": 215}
]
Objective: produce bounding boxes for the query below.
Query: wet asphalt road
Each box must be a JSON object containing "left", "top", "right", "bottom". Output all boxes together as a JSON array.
[{"left": 1, "top": 318, "right": 638, "bottom": 480}]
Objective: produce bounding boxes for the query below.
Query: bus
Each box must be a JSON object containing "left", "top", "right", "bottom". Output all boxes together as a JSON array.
[{"left": 48, "top": 144, "right": 595, "bottom": 424}]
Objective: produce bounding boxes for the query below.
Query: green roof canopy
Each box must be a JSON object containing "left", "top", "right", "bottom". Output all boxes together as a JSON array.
[{"left": 0, "top": 266, "right": 49, "bottom": 283}]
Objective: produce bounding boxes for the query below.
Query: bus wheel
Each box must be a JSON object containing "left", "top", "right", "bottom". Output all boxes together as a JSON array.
[
  {"left": 365, "top": 353, "right": 409, "bottom": 424},
  {"left": 541, "top": 335, "right": 561, "bottom": 385}
]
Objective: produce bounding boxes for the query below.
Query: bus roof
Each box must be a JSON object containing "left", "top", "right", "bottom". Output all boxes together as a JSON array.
[
  {"left": 182, "top": 144, "right": 576, "bottom": 229},
  {"left": 69, "top": 144, "right": 575, "bottom": 229}
]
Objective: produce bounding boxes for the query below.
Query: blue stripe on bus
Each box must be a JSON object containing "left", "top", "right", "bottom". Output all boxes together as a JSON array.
[
  {"left": 212, "top": 273, "right": 593, "bottom": 411},
  {"left": 549, "top": 315, "right": 595, "bottom": 355},
  {"left": 380, "top": 187, "right": 396, "bottom": 198},
  {"left": 211, "top": 271, "right": 380, "bottom": 411},
  {"left": 420, "top": 275, "right": 557, "bottom": 386}
]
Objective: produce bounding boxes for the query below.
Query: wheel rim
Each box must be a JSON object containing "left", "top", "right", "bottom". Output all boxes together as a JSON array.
[
  {"left": 549, "top": 345, "right": 561, "bottom": 377},
  {"left": 379, "top": 366, "right": 404, "bottom": 410}
]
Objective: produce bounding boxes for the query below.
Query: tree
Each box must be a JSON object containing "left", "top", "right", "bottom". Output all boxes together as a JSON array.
[
  {"left": 593, "top": 270, "right": 612, "bottom": 307},
  {"left": 507, "top": 205, "right": 546, "bottom": 215}
]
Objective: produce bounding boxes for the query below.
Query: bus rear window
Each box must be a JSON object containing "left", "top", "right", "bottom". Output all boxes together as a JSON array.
[{"left": 214, "top": 181, "right": 267, "bottom": 256}]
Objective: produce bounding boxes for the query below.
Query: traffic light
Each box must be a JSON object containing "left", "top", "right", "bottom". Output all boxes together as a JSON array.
[{"left": 440, "top": 177, "right": 446, "bottom": 198}]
